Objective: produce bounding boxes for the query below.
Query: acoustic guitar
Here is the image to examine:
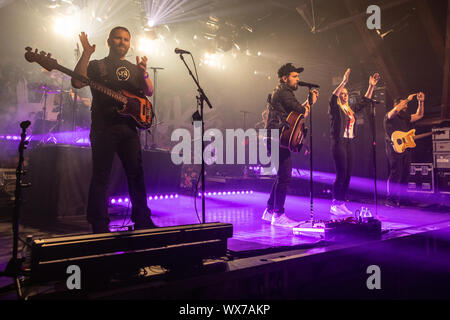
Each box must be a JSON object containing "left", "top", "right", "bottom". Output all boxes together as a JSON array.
[
  {"left": 280, "top": 111, "right": 307, "bottom": 152},
  {"left": 24, "top": 47, "right": 153, "bottom": 129}
]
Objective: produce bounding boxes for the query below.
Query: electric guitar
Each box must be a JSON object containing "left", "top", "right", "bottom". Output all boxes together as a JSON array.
[
  {"left": 391, "top": 129, "right": 433, "bottom": 154},
  {"left": 24, "top": 47, "right": 153, "bottom": 129},
  {"left": 280, "top": 111, "right": 307, "bottom": 152}
]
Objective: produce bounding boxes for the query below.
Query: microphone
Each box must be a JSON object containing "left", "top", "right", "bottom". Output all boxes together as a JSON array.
[
  {"left": 297, "top": 81, "right": 320, "bottom": 88},
  {"left": 174, "top": 48, "right": 191, "bottom": 55}
]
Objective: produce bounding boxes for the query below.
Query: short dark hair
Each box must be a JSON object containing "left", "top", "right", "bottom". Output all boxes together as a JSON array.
[
  {"left": 108, "top": 26, "right": 131, "bottom": 39},
  {"left": 277, "top": 63, "right": 304, "bottom": 78}
]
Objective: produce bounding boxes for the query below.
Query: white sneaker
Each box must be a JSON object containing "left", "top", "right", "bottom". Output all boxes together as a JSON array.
[
  {"left": 330, "top": 203, "right": 353, "bottom": 217},
  {"left": 271, "top": 213, "right": 300, "bottom": 228},
  {"left": 261, "top": 208, "right": 274, "bottom": 222}
]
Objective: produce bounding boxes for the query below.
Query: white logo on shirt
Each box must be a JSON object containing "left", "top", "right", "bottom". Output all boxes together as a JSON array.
[{"left": 116, "top": 66, "right": 130, "bottom": 81}]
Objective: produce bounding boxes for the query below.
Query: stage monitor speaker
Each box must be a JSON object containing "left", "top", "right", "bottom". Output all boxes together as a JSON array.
[{"left": 29, "top": 222, "right": 233, "bottom": 284}]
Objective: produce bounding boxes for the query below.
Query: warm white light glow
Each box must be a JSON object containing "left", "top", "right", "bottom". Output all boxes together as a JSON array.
[{"left": 201, "top": 51, "right": 225, "bottom": 70}]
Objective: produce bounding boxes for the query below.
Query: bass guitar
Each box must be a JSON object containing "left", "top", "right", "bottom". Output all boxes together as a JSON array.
[{"left": 24, "top": 47, "right": 153, "bottom": 129}]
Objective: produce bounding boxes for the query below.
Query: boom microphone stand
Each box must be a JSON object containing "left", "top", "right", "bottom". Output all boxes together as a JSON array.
[{"left": 177, "top": 52, "right": 213, "bottom": 224}]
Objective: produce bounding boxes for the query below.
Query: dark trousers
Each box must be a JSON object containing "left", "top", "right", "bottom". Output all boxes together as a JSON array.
[
  {"left": 267, "top": 146, "right": 292, "bottom": 214},
  {"left": 331, "top": 138, "right": 354, "bottom": 202},
  {"left": 87, "top": 123, "right": 151, "bottom": 231},
  {"left": 386, "top": 149, "right": 411, "bottom": 202}
]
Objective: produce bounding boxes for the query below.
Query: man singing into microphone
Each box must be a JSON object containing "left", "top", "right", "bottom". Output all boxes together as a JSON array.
[{"left": 262, "top": 63, "right": 319, "bottom": 227}]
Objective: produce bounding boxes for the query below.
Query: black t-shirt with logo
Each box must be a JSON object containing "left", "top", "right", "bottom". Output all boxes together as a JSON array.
[
  {"left": 87, "top": 57, "right": 145, "bottom": 129},
  {"left": 383, "top": 110, "right": 412, "bottom": 155}
]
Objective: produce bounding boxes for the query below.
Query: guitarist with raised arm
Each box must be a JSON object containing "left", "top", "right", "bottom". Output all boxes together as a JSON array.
[
  {"left": 71, "top": 27, "right": 157, "bottom": 233},
  {"left": 383, "top": 92, "right": 425, "bottom": 207}
]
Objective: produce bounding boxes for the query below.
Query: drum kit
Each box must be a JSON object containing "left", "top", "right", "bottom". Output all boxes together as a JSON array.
[{"left": 26, "top": 70, "right": 91, "bottom": 143}]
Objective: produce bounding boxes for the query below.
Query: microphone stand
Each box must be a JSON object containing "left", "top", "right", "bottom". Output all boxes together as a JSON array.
[
  {"left": 72, "top": 44, "right": 81, "bottom": 140},
  {"left": 0, "top": 121, "right": 32, "bottom": 299},
  {"left": 308, "top": 88, "right": 314, "bottom": 225},
  {"left": 145, "top": 66, "right": 164, "bottom": 150},
  {"left": 293, "top": 87, "right": 326, "bottom": 238},
  {"left": 240, "top": 110, "right": 251, "bottom": 128},
  {"left": 177, "top": 53, "right": 212, "bottom": 224},
  {"left": 367, "top": 98, "right": 379, "bottom": 218}
]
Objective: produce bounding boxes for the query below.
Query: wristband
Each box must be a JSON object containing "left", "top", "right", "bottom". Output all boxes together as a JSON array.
[{"left": 144, "top": 72, "right": 149, "bottom": 79}]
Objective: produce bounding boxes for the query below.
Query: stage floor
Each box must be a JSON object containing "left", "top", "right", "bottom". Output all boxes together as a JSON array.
[{"left": 107, "top": 191, "right": 450, "bottom": 252}]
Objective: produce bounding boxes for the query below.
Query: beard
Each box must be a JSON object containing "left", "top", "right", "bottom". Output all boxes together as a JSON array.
[{"left": 112, "top": 45, "right": 128, "bottom": 57}]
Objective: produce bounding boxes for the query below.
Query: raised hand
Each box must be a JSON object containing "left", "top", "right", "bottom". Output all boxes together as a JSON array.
[
  {"left": 407, "top": 93, "right": 417, "bottom": 101},
  {"left": 342, "top": 68, "right": 351, "bottom": 84},
  {"left": 136, "top": 56, "right": 148, "bottom": 72},
  {"left": 310, "top": 89, "right": 319, "bottom": 105},
  {"left": 395, "top": 100, "right": 408, "bottom": 112},
  {"left": 369, "top": 73, "right": 380, "bottom": 86},
  {"left": 79, "top": 32, "right": 95, "bottom": 56},
  {"left": 417, "top": 92, "right": 425, "bottom": 102}
]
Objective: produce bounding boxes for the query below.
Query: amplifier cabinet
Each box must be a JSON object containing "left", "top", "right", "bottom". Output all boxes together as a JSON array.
[
  {"left": 434, "top": 153, "right": 450, "bottom": 169},
  {"left": 433, "top": 141, "right": 450, "bottom": 153},
  {"left": 436, "top": 170, "right": 450, "bottom": 195},
  {"left": 432, "top": 127, "right": 450, "bottom": 141},
  {"left": 407, "top": 163, "right": 434, "bottom": 193}
]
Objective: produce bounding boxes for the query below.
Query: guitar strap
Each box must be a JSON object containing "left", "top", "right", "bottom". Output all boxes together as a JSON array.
[{"left": 267, "top": 92, "right": 291, "bottom": 129}]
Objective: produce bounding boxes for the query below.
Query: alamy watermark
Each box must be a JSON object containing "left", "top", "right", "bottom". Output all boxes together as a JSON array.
[
  {"left": 366, "top": 265, "right": 381, "bottom": 290},
  {"left": 367, "top": 5, "right": 381, "bottom": 30},
  {"left": 170, "top": 121, "right": 280, "bottom": 171},
  {"left": 66, "top": 264, "right": 81, "bottom": 290}
]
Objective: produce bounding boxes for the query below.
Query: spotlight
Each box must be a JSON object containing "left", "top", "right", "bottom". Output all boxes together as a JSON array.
[{"left": 53, "top": 15, "right": 78, "bottom": 38}]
